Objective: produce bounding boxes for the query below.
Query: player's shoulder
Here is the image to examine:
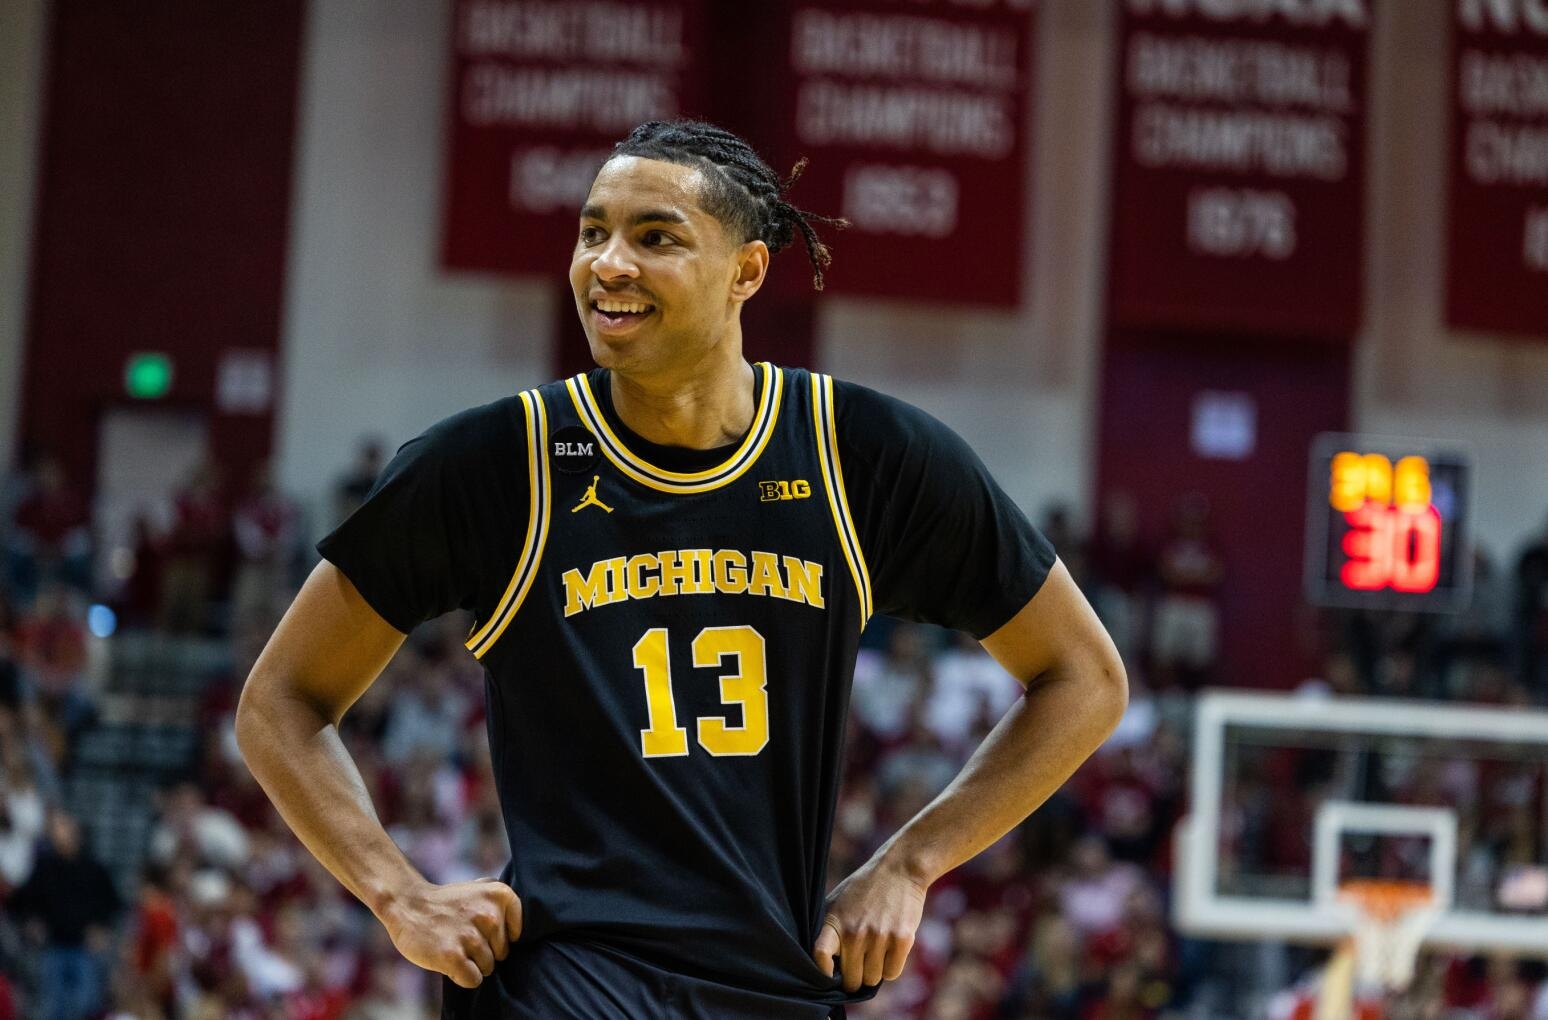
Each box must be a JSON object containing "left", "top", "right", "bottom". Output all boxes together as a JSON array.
[
  {"left": 822, "top": 374, "right": 968, "bottom": 463},
  {"left": 827, "top": 375, "right": 935, "bottom": 426},
  {"left": 400, "top": 393, "right": 528, "bottom": 473}
]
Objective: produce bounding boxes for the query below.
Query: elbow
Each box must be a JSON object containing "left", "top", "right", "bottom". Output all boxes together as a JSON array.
[
  {"left": 234, "top": 669, "right": 339, "bottom": 765},
  {"left": 1104, "top": 654, "right": 1130, "bottom": 729},
  {"left": 1085, "top": 642, "right": 1130, "bottom": 738},
  {"left": 232, "top": 670, "right": 292, "bottom": 767},
  {"left": 1023, "top": 641, "right": 1128, "bottom": 738},
  {"left": 232, "top": 679, "right": 266, "bottom": 766}
]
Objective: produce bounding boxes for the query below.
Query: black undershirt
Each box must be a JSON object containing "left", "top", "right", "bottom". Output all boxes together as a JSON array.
[{"left": 585, "top": 365, "right": 759, "bottom": 474}]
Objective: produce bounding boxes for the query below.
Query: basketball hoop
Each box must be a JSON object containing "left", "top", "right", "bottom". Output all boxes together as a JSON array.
[{"left": 1336, "top": 879, "right": 1440, "bottom": 993}]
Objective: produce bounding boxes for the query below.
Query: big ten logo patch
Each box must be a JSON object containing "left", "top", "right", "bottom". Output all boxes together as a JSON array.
[
  {"left": 759, "top": 480, "right": 811, "bottom": 502},
  {"left": 550, "top": 425, "right": 601, "bottom": 474}
]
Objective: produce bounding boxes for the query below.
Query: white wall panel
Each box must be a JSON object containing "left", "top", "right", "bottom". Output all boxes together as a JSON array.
[{"left": 277, "top": 0, "right": 554, "bottom": 538}]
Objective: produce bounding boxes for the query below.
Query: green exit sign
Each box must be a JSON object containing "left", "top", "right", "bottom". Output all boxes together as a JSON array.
[{"left": 125, "top": 352, "right": 172, "bottom": 399}]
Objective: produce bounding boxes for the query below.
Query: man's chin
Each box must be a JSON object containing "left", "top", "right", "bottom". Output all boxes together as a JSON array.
[{"left": 585, "top": 331, "right": 640, "bottom": 370}]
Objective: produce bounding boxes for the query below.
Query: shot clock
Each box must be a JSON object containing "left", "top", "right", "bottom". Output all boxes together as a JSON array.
[{"left": 1304, "top": 435, "right": 1473, "bottom": 613}]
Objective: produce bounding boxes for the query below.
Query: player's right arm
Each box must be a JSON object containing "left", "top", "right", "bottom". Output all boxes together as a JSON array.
[{"left": 236, "top": 560, "right": 521, "bottom": 989}]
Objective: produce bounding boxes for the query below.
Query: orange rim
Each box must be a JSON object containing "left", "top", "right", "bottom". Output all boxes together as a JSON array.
[{"left": 1337, "top": 879, "right": 1434, "bottom": 921}]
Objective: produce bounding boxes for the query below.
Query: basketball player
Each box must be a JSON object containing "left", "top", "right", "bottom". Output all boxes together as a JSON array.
[{"left": 237, "top": 120, "right": 1127, "bottom": 1018}]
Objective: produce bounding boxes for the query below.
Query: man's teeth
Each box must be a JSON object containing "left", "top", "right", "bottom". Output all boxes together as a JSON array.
[{"left": 596, "top": 301, "right": 651, "bottom": 314}]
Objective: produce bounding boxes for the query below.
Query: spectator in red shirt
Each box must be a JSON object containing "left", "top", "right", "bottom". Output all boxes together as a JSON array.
[
  {"left": 1088, "top": 492, "right": 1152, "bottom": 677},
  {"left": 1083, "top": 960, "right": 1159, "bottom": 1020},
  {"left": 1149, "top": 494, "right": 1224, "bottom": 689},
  {"left": 229, "top": 461, "right": 298, "bottom": 633},
  {"left": 6, "top": 457, "right": 92, "bottom": 606},
  {"left": 157, "top": 462, "right": 226, "bottom": 634},
  {"left": 128, "top": 862, "right": 180, "bottom": 1017},
  {"left": 15, "top": 584, "right": 94, "bottom": 740}
]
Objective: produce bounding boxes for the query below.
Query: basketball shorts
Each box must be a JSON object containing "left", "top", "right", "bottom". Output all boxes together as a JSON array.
[{"left": 440, "top": 936, "right": 847, "bottom": 1019}]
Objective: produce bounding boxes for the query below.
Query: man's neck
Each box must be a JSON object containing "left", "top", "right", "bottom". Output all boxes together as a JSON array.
[{"left": 609, "top": 351, "right": 756, "bottom": 451}]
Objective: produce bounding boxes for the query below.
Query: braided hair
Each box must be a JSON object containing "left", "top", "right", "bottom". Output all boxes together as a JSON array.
[{"left": 608, "top": 119, "right": 847, "bottom": 291}]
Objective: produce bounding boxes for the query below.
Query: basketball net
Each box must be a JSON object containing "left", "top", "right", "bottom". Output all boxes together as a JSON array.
[{"left": 1315, "top": 880, "right": 1439, "bottom": 1020}]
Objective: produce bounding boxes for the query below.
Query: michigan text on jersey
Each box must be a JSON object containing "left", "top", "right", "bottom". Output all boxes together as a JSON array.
[{"left": 561, "top": 550, "right": 825, "bottom": 617}]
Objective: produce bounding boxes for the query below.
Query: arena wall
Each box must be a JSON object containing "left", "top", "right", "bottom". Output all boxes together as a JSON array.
[{"left": 4, "top": 0, "right": 1545, "bottom": 561}]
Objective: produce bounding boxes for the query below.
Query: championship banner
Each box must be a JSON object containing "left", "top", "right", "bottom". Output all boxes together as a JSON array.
[
  {"left": 763, "top": 0, "right": 1036, "bottom": 306},
  {"left": 441, "top": 0, "right": 708, "bottom": 274},
  {"left": 1446, "top": 0, "right": 1548, "bottom": 337},
  {"left": 1108, "top": 0, "right": 1372, "bottom": 339}
]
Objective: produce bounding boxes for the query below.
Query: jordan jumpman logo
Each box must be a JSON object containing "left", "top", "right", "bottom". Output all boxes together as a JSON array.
[{"left": 571, "top": 475, "right": 614, "bottom": 514}]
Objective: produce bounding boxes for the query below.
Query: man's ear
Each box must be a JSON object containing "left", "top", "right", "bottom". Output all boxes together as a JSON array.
[{"left": 730, "top": 240, "right": 770, "bottom": 303}]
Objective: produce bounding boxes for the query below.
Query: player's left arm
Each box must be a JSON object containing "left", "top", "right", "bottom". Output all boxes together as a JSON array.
[
  {"left": 813, "top": 380, "right": 1126, "bottom": 992},
  {"left": 910, "top": 556, "right": 1129, "bottom": 880},
  {"left": 813, "top": 559, "right": 1126, "bottom": 991}
]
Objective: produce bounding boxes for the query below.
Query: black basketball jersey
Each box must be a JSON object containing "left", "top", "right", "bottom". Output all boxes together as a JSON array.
[
  {"left": 461, "top": 364, "right": 864, "bottom": 1007},
  {"left": 317, "top": 361, "right": 1056, "bottom": 1014}
]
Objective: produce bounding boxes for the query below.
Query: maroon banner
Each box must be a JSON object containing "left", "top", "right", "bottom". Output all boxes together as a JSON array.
[
  {"left": 1108, "top": 0, "right": 1372, "bottom": 339},
  {"left": 760, "top": 0, "right": 1035, "bottom": 306},
  {"left": 1446, "top": 0, "right": 1548, "bottom": 337},
  {"left": 23, "top": 0, "right": 303, "bottom": 493},
  {"left": 441, "top": 1, "right": 708, "bottom": 274}
]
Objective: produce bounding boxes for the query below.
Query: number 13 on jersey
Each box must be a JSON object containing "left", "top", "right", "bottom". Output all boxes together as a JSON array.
[{"left": 632, "top": 625, "right": 770, "bottom": 758}]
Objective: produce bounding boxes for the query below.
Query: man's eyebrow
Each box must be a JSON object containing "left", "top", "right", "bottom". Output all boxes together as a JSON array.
[
  {"left": 580, "top": 204, "right": 690, "bottom": 227},
  {"left": 630, "top": 208, "right": 689, "bottom": 227}
]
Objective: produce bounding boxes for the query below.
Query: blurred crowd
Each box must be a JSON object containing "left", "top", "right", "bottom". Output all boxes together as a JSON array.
[{"left": 1, "top": 445, "right": 1547, "bottom": 1019}]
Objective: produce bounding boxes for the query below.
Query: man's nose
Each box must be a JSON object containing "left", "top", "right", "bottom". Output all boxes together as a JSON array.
[{"left": 591, "top": 236, "right": 638, "bottom": 280}]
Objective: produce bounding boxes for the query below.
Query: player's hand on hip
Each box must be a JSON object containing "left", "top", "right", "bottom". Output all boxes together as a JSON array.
[
  {"left": 812, "top": 855, "right": 927, "bottom": 993},
  {"left": 379, "top": 877, "right": 523, "bottom": 989}
]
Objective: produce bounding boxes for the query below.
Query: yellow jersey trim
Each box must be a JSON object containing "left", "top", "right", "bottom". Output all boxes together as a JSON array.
[
  {"left": 565, "top": 363, "right": 784, "bottom": 494},
  {"left": 811, "top": 373, "right": 873, "bottom": 624},
  {"left": 466, "top": 390, "right": 551, "bottom": 658}
]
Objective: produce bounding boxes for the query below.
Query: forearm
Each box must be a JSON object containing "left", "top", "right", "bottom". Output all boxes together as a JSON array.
[
  {"left": 235, "top": 686, "right": 423, "bottom": 918},
  {"left": 875, "top": 658, "right": 1126, "bottom": 887}
]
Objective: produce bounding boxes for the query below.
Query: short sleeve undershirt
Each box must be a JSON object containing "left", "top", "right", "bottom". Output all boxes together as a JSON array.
[{"left": 830, "top": 378, "right": 1055, "bottom": 639}]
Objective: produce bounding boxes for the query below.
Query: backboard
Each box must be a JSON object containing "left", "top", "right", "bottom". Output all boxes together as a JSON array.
[{"left": 1176, "top": 690, "right": 1548, "bottom": 956}]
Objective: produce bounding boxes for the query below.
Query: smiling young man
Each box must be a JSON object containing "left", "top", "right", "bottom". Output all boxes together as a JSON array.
[{"left": 237, "top": 120, "right": 1127, "bottom": 1019}]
